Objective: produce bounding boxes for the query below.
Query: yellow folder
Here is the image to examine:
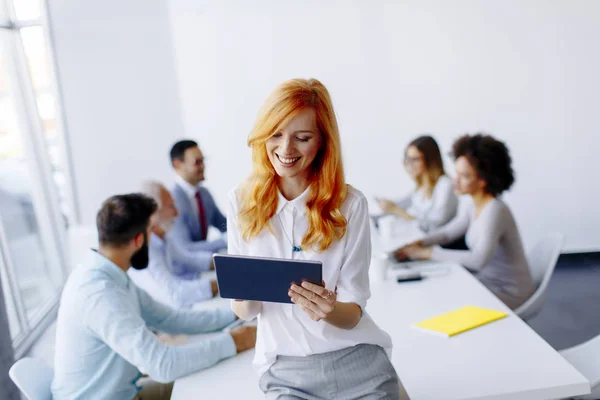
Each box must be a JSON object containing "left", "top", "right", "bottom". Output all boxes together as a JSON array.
[{"left": 412, "top": 306, "right": 508, "bottom": 337}]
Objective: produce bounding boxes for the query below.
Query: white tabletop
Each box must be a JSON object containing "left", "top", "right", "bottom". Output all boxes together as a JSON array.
[
  {"left": 372, "top": 263, "right": 589, "bottom": 400},
  {"left": 172, "top": 261, "right": 589, "bottom": 399},
  {"left": 172, "top": 296, "right": 263, "bottom": 398},
  {"left": 371, "top": 215, "right": 424, "bottom": 254}
]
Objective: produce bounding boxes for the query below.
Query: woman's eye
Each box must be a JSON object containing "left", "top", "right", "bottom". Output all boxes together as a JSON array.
[{"left": 296, "top": 137, "right": 309, "bottom": 142}]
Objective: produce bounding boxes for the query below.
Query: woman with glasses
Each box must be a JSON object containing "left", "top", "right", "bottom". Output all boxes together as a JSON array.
[{"left": 376, "top": 135, "right": 458, "bottom": 233}]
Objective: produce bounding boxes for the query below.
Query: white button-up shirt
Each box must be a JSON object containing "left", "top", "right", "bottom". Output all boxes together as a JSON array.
[
  {"left": 128, "top": 233, "right": 212, "bottom": 308},
  {"left": 52, "top": 250, "right": 236, "bottom": 399},
  {"left": 396, "top": 175, "right": 458, "bottom": 233},
  {"left": 227, "top": 185, "right": 392, "bottom": 376}
]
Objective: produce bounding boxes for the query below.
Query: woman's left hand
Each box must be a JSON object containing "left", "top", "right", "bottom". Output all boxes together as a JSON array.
[{"left": 289, "top": 281, "right": 336, "bottom": 321}]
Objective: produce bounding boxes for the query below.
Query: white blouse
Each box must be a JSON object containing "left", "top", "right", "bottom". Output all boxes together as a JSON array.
[
  {"left": 397, "top": 175, "right": 458, "bottom": 232},
  {"left": 227, "top": 185, "right": 392, "bottom": 376}
]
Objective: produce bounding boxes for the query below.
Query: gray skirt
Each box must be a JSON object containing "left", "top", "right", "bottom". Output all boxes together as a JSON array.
[{"left": 259, "top": 344, "right": 408, "bottom": 400}]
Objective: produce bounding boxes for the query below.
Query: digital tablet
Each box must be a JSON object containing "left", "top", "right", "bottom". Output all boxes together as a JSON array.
[{"left": 213, "top": 254, "right": 323, "bottom": 304}]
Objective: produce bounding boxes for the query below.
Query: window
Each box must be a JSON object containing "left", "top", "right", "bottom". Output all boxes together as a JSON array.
[
  {"left": 21, "top": 25, "right": 72, "bottom": 223},
  {"left": 0, "top": 0, "right": 74, "bottom": 356},
  {"left": 12, "top": 0, "right": 41, "bottom": 21}
]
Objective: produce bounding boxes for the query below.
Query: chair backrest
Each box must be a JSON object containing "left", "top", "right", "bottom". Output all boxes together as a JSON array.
[
  {"left": 527, "top": 232, "right": 564, "bottom": 287},
  {"left": 9, "top": 357, "right": 54, "bottom": 400},
  {"left": 560, "top": 334, "right": 600, "bottom": 399},
  {"left": 515, "top": 232, "right": 564, "bottom": 320}
]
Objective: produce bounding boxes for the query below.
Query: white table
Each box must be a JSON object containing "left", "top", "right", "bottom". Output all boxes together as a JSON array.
[
  {"left": 371, "top": 214, "right": 424, "bottom": 254},
  {"left": 371, "top": 263, "right": 590, "bottom": 399},
  {"left": 172, "top": 262, "right": 589, "bottom": 399}
]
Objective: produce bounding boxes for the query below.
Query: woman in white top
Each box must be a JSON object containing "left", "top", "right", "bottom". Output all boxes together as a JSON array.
[
  {"left": 377, "top": 135, "right": 458, "bottom": 233},
  {"left": 229, "top": 78, "right": 405, "bottom": 399},
  {"left": 394, "top": 134, "right": 535, "bottom": 310}
]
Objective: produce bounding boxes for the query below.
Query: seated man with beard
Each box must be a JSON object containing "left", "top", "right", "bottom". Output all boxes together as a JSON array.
[
  {"left": 128, "top": 181, "right": 219, "bottom": 308},
  {"left": 52, "top": 193, "right": 256, "bottom": 400}
]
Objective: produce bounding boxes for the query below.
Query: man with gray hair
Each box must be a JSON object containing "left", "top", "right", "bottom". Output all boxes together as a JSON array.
[{"left": 128, "top": 180, "right": 218, "bottom": 307}]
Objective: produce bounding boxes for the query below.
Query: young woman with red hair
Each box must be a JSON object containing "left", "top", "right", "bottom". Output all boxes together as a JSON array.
[{"left": 227, "top": 79, "right": 405, "bottom": 399}]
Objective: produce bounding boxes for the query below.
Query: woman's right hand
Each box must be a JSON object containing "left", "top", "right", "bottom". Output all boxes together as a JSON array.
[
  {"left": 376, "top": 198, "right": 399, "bottom": 214},
  {"left": 376, "top": 198, "right": 415, "bottom": 221}
]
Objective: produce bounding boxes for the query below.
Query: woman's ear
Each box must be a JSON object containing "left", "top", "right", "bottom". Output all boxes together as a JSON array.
[{"left": 477, "top": 177, "right": 487, "bottom": 193}]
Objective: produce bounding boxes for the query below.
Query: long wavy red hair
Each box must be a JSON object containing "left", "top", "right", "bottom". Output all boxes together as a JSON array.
[{"left": 238, "top": 78, "right": 348, "bottom": 252}]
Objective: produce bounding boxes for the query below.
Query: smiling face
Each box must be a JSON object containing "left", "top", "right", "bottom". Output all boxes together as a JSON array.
[
  {"left": 174, "top": 146, "right": 205, "bottom": 185},
  {"left": 454, "top": 156, "right": 486, "bottom": 195},
  {"left": 266, "top": 108, "right": 322, "bottom": 183}
]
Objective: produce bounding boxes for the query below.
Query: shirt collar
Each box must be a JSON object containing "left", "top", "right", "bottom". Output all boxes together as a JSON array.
[
  {"left": 174, "top": 174, "right": 199, "bottom": 198},
  {"left": 149, "top": 232, "right": 166, "bottom": 251},
  {"left": 86, "top": 249, "right": 130, "bottom": 288},
  {"left": 276, "top": 185, "right": 311, "bottom": 216}
]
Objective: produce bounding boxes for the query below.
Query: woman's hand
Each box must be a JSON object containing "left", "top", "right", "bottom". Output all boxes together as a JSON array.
[
  {"left": 392, "top": 240, "right": 423, "bottom": 259},
  {"left": 393, "top": 241, "right": 431, "bottom": 261},
  {"left": 376, "top": 198, "right": 414, "bottom": 220},
  {"left": 289, "top": 281, "right": 336, "bottom": 321},
  {"left": 376, "top": 198, "right": 399, "bottom": 214}
]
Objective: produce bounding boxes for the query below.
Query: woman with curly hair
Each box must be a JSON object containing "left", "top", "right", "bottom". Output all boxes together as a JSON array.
[
  {"left": 394, "top": 133, "right": 534, "bottom": 310},
  {"left": 228, "top": 78, "right": 405, "bottom": 398}
]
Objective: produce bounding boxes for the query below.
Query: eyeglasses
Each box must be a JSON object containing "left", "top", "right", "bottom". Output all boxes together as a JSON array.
[{"left": 404, "top": 156, "right": 423, "bottom": 165}]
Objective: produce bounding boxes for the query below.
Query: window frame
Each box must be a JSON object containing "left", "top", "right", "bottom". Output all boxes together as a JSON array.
[{"left": 0, "top": 0, "right": 77, "bottom": 357}]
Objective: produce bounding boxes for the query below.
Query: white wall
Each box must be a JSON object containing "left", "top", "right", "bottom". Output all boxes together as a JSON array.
[
  {"left": 47, "top": 0, "right": 186, "bottom": 224},
  {"left": 167, "top": 0, "right": 600, "bottom": 252},
  {"left": 47, "top": 0, "right": 600, "bottom": 252}
]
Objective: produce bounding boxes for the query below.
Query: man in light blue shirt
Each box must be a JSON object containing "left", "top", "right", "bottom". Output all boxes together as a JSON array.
[
  {"left": 129, "top": 181, "right": 217, "bottom": 307},
  {"left": 168, "top": 140, "right": 227, "bottom": 276},
  {"left": 52, "top": 194, "right": 256, "bottom": 400}
]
